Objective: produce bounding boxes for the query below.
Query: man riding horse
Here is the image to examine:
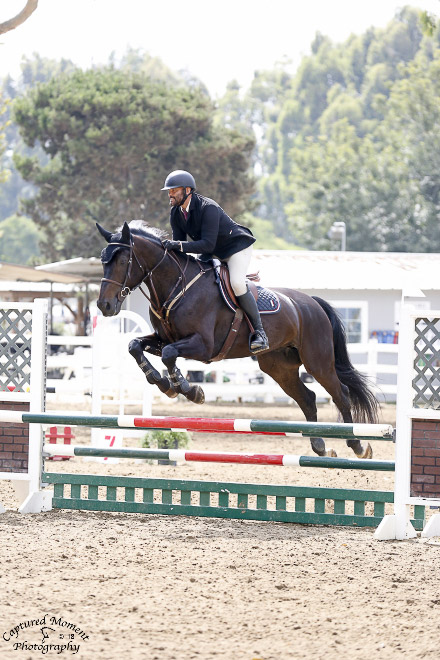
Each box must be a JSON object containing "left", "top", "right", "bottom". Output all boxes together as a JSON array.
[{"left": 161, "top": 170, "right": 269, "bottom": 354}]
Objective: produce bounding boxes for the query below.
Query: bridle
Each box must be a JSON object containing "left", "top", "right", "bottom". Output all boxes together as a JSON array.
[
  {"left": 100, "top": 238, "right": 152, "bottom": 301},
  {"left": 100, "top": 232, "right": 213, "bottom": 342},
  {"left": 100, "top": 235, "right": 203, "bottom": 315}
]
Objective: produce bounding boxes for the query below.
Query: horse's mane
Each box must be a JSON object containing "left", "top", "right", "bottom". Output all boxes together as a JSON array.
[
  {"left": 117, "top": 220, "right": 199, "bottom": 263},
  {"left": 117, "top": 219, "right": 168, "bottom": 243}
]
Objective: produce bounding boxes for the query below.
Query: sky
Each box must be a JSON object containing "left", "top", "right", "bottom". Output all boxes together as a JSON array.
[{"left": 1, "top": 0, "right": 440, "bottom": 97}]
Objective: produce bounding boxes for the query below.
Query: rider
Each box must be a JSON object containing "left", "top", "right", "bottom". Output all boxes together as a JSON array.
[{"left": 161, "top": 169, "right": 269, "bottom": 354}]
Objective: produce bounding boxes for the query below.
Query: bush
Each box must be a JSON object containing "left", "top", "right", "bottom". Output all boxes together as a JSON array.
[{"left": 140, "top": 429, "right": 191, "bottom": 450}]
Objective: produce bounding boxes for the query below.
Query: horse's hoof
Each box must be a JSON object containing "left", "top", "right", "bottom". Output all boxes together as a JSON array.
[
  {"left": 165, "top": 388, "right": 179, "bottom": 399},
  {"left": 187, "top": 385, "right": 205, "bottom": 405},
  {"left": 356, "top": 442, "right": 373, "bottom": 459},
  {"left": 326, "top": 448, "right": 337, "bottom": 457}
]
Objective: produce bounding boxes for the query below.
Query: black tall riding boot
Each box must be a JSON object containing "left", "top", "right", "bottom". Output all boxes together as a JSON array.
[{"left": 236, "top": 288, "right": 269, "bottom": 354}]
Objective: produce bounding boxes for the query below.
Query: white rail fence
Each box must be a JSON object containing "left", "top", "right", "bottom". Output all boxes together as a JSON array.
[{"left": 47, "top": 336, "right": 398, "bottom": 405}]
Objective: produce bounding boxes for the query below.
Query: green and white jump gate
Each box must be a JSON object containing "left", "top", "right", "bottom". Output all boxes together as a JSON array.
[
  {"left": 1, "top": 299, "right": 440, "bottom": 537},
  {"left": 41, "top": 472, "right": 426, "bottom": 530}
]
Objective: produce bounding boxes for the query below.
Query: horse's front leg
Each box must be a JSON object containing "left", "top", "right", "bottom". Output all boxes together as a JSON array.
[
  {"left": 161, "top": 333, "right": 211, "bottom": 405},
  {"left": 128, "top": 334, "right": 178, "bottom": 399}
]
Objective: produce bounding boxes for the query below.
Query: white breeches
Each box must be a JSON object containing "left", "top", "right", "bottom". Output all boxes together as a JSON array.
[{"left": 223, "top": 245, "right": 253, "bottom": 296}]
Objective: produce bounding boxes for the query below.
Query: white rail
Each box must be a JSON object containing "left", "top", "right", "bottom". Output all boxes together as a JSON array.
[{"left": 46, "top": 336, "right": 399, "bottom": 403}]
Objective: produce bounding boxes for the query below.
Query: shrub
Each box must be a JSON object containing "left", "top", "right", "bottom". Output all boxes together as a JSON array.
[{"left": 140, "top": 429, "right": 191, "bottom": 450}]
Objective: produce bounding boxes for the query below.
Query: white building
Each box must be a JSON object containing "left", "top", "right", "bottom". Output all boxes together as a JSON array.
[{"left": 118, "top": 250, "right": 439, "bottom": 345}]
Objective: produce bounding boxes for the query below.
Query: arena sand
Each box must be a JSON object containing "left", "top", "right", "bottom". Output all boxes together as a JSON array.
[{"left": 1, "top": 399, "right": 439, "bottom": 660}]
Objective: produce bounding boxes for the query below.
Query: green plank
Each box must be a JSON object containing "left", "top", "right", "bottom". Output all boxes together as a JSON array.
[
  {"left": 314, "top": 498, "right": 325, "bottom": 514},
  {"left": 88, "top": 485, "right": 98, "bottom": 500},
  {"left": 250, "top": 419, "right": 393, "bottom": 440},
  {"left": 53, "top": 483, "right": 64, "bottom": 498},
  {"left": 218, "top": 491, "right": 229, "bottom": 507},
  {"left": 125, "top": 487, "right": 135, "bottom": 502},
  {"left": 237, "top": 493, "right": 248, "bottom": 509},
  {"left": 43, "top": 473, "right": 395, "bottom": 502},
  {"left": 49, "top": 497, "right": 390, "bottom": 528},
  {"left": 199, "top": 491, "right": 210, "bottom": 507},
  {"left": 106, "top": 486, "right": 117, "bottom": 501},
  {"left": 162, "top": 489, "right": 172, "bottom": 505},
  {"left": 181, "top": 490, "right": 192, "bottom": 506},
  {"left": 354, "top": 500, "right": 365, "bottom": 517},
  {"left": 374, "top": 501, "right": 385, "bottom": 518},
  {"left": 276, "top": 495, "right": 286, "bottom": 511},
  {"left": 71, "top": 484, "right": 81, "bottom": 499},
  {"left": 334, "top": 499, "right": 346, "bottom": 515},
  {"left": 44, "top": 472, "right": 423, "bottom": 530}
]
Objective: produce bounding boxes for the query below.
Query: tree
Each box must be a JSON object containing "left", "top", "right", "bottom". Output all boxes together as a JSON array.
[
  {"left": 0, "top": 92, "right": 8, "bottom": 184},
  {"left": 0, "top": 0, "right": 38, "bottom": 35},
  {"left": 13, "top": 67, "right": 255, "bottom": 261},
  {"left": 0, "top": 214, "right": 41, "bottom": 263},
  {"left": 242, "top": 6, "right": 440, "bottom": 251},
  {"left": 1, "top": 55, "right": 78, "bottom": 221}
]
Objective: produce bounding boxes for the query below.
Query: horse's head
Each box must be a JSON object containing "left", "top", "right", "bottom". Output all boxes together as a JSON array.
[{"left": 96, "top": 221, "right": 138, "bottom": 316}]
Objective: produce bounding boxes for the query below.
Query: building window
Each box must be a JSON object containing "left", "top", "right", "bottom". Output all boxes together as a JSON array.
[{"left": 330, "top": 301, "right": 368, "bottom": 344}]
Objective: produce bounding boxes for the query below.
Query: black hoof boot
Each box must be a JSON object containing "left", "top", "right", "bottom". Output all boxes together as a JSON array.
[
  {"left": 157, "top": 377, "right": 179, "bottom": 399},
  {"left": 250, "top": 329, "right": 269, "bottom": 354},
  {"left": 169, "top": 368, "right": 191, "bottom": 395},
  {"left": 139, "top": 361, "right": 178, "bottom": 398}
]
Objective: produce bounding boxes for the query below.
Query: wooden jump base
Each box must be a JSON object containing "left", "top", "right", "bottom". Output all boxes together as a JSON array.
[
  {"left": 42, "top": 473, "right": 425, "bottom": 530},
  {"left": 0, "top": 411, "right": 395, "bottom": 440},
  {"left": 42, "top": 443, "right": 395, "bottom": 471}
]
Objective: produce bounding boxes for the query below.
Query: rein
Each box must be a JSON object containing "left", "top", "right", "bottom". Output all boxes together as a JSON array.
[{"left": 101, "top": 236, "right": 210, "bottom": 342}]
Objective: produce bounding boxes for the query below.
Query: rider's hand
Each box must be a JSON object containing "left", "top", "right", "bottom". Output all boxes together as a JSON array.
[{"left": 163, "top": 240, "right": 181, "bottom": 251}]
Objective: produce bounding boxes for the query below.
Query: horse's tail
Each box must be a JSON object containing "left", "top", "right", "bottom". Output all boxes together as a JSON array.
[{"left": 311, "top": 296, "right": 379, "bottom": 423}]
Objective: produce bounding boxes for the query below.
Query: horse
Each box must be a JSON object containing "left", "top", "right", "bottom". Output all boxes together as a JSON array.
[{"left": 96, "top": 220, "right": 378, "bottom": 459}]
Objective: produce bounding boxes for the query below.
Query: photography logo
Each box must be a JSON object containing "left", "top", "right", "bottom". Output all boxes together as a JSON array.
[{"left": 2, "top": 614, "right": 90, "bottom": 655}]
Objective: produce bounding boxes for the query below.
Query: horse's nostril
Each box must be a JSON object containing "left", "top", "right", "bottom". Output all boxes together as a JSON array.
[{"left": 97, "top": 299, "right": 109, "bottom": 313}]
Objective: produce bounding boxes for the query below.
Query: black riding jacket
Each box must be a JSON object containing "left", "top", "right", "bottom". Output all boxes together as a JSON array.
[{"left": 169, "top": 193, "right": 255, "bottom": 260}]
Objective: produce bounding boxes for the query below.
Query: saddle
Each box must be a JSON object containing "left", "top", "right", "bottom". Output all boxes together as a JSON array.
[
  {"left": 207, "top": 261, "right": 280, "bottom": 362},
  {"left": 216, "top": 263, "right": 280, "bottom": 315}
]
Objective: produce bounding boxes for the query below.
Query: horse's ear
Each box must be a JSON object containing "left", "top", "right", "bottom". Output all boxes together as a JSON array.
[
  {"left": 96, "top": 223, "right": 113, "bottom": 243},
  {"left": 121, "top": 221, "right": 131, "bottom": 244}
]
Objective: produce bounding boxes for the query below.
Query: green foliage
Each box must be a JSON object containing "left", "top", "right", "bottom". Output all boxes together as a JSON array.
[
  {"left": 0, "top": 93, "right": 9, "bottom": 185},
  {"left": 419, "top": 10, "right": 439, "bottom": 37},
  {"left": 12, "top": 67, "right": 255, "bottom": 261},
  {"left": 0, "top": 214, "right": 41, "bottom": 263},
  {"left": 1, "top": 55, "right": 77, "bottom": 221},
  {"left": 141, "top": 429, "right": 191, "bottom": 450},
  {"left": 215, "top": 6, "right": 440, "bottom": 252},
  {"left": 242, "top": 213, "right": 300, "bottom": 250}
]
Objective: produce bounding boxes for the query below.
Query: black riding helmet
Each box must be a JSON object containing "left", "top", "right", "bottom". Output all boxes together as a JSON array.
[{"left": 161, "top": 170, "right": 196, "bottom": 191}]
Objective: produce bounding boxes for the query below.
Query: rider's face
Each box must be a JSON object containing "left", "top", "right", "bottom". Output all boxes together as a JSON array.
[{"left": 168, "top": 187, "right": 189, "bottom": 207}]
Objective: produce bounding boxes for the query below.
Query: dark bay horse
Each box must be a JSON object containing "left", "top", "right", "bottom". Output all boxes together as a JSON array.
[{"left": 96, "top": 220, "right": 378, "bottom": 459}]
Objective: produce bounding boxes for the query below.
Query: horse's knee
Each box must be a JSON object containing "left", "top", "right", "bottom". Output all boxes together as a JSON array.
[
  {"left": 128, "top": 338, "right": 142, "bottom": 356},
  {"left": 162, "top": 344, "right": 178, "bottom": 368}
]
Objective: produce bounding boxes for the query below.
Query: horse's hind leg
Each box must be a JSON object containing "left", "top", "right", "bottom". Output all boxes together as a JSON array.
[
  {"left": 305, "top": 366, "right": 373, "bottom": 459},
  {"left": 128, "top": 335, "right": 178, "bottom": 399},
  {"left": 258, "top": 350, "right": 337, "bottom": 457}
]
